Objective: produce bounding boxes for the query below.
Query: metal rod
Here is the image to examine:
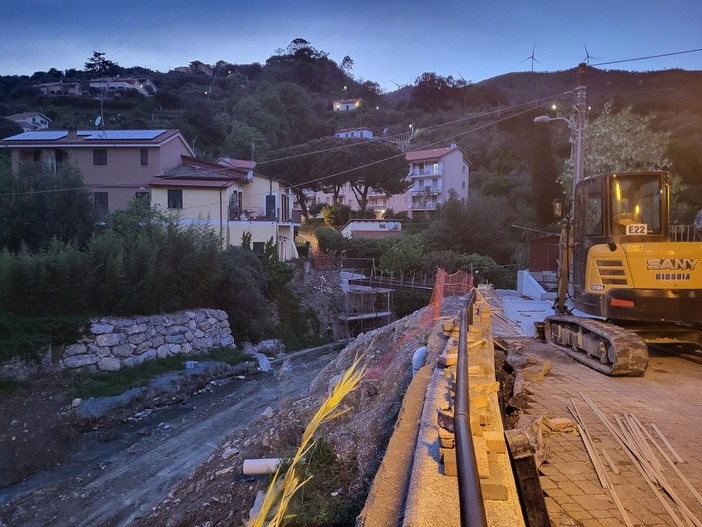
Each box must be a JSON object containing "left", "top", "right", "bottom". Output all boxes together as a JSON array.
[{"left": 454, "top": 290, "right": 487, "bottom": 527}]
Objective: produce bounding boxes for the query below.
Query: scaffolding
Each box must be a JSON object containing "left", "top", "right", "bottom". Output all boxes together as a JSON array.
[{"left": 338, "top": 285, "right": 393, "bottom": 338}]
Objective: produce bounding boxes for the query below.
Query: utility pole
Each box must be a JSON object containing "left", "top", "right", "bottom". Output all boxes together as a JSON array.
[{"left": 573, "top": 63, "right": 587, "bottom": 196}]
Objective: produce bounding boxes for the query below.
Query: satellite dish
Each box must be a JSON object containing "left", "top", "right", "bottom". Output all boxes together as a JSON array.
[
  {"left": 246, "top": 170, "right": 254, "bottom": 181},
  {"left": 94, "top": 115, "right": 102, "bottom": 127}
]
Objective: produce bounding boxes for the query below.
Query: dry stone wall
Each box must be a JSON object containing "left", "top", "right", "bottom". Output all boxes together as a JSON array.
[{"left": 61, "top": 309, "right": 235, "bottom": 372}]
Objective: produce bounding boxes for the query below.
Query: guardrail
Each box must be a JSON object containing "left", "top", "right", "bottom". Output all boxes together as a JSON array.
[{"left": 455, "top": 290, "right": 488, "bottom": 527}]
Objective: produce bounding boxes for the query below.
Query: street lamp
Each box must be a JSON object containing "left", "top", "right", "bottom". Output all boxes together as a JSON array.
[{"left": 534, "top": 64, "right": 588, "bottom": 205}]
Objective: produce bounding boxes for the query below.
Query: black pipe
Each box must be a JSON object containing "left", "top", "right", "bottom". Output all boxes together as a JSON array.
[{"left": 455, "top": 289, "right": 488, "bottom": 527}]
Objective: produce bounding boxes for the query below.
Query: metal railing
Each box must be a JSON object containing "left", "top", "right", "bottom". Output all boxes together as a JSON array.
[
  {"left": 455, "top": 290, "right": 488, "bottom": 527},
  {"left": 670, "top": 224, "right": 701, "bottom": 242},
  {"left": 228, "top": 206, "right": 294, "bottom": 223}
]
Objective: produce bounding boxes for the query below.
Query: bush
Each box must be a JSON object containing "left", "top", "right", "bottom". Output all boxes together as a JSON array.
[
  {"left": 0, "top": 312, "right": 89, "bottom": 363},
  {"left": 392, "top": 290, "right": 431, "bottom": 318},
  {"left": 315, "top": 226, "right": 344, "bottom": 254}
]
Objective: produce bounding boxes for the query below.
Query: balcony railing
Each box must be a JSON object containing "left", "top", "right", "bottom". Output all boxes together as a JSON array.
[
  {"left": 409, "top": 168, "right": 443, "bottom": 177},
  {"left": 228, "top": 206, "right": 296, "bottom": 223},
  {"left": 411, "top": 186, "right": 442, "bottom": 195},
  {"left": 410, "top": 202, "right": 439, "bottom": 210}
]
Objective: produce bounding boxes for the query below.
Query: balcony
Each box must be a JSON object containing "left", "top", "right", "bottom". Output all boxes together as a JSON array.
[
  {"left": 409, "top": 167, "right": 443, "bottom": 178},
  {"left": 410, "top": 202, "right": 439, "bottom": 211},
  {"left": 411, "top": 186, "right": 442, "bottom": 195},
  {"left": 228, "top": 206, "right": 297, "bottom": 224}
]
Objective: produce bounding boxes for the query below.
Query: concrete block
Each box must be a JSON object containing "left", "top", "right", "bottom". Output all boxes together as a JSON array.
[
  {"left": 480, "top": 481, "right": 509, "bottom": 501},
  {"left": 438, "top": 353, "right": 457, "bottom": 367},
  {"left": 437, "top": 407, "right": 454, "bottom": 432},
  {"left": 439, "top": 427, "right": 455, "bottom": 448},
  {"left": 474, "top": 435, "right": 490, "bottom": 478},
  {"left": 484, "top": 431, "right": 507, "bottom": 454},
  {"left": 440, "top": 447, "right": 457, "bottom": 477}
]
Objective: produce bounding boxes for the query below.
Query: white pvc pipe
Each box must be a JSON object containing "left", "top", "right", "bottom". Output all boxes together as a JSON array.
[
  {"left": 412, "top": 346, "right": 428, "bottom": 377},
  {"left": 243, "top": 458, "right": 281, "bottom": 475}
]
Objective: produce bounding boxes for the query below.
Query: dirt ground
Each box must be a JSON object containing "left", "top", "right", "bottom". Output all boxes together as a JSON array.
[{"left": 0, "top": 296, "right": 468, "bottom": 527}]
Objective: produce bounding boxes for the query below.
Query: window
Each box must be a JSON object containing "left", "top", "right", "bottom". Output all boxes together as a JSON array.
[
  {"left": 33, "top": 149, "right": 41, "bottom": 162},
  {"left": 94, "top": 192, "right": 109, "bottom": 223},
  {"left": 140, "top": 149, "right": 148, "bottom": 167},
  {"left": 462, "top": 181, "right": 466, "bottom": 189},
  {"left": 281, "top": 194, "right": 290, "bottom": 222},
  {"left": 253, "top": 242, "right": 265, "bottom": 256},
  {"left": 93, "top": 149, "right": 107, "bottom": 165},
  {"left": 229, "top": 190, "right": 243, "bottom": 220},
  {"left": 167, "top": 189, "right": 183, "bottom": 209},
  {"left": 94, "top": 192, "right": 109, "bottom": 211},
  {"left": 135, "top": 191, "right": 150, "bottom": 201}
]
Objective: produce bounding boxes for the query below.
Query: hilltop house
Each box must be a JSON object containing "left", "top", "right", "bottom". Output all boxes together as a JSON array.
[
  {"left": 90, "top": 77, "right": 158, "bottom": 97},
  {"left": 172, "top": 60, "right": 214, "bottom": 76},
  {"left": 0, "top": 128, "right": 193, "bottom": 216},
  {"left": 6, "top": 112, "right": 51, "bottom": 132},
  {"left": 332, "top": 98, "right": 363, "bottom": 111},
  {"left": 335, "top": 127, "right": 373, "bottom": 139},
  {"left": 149, "top": 156, "right": 299, "bottom": 260},
  {"left": 33, "top": 81, "right": 83, "bottom": 97}
]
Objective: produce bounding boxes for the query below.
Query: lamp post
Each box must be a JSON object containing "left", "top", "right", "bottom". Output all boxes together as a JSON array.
[{"left": 534, "top": 63, "right": 588, "bottom": 208}]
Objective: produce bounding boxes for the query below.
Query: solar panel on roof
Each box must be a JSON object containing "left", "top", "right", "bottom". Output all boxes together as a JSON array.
[
  {"left": 3, "top": 131, "right": 67, "bottom": 140},
  {"left": 83, "top": 130, "right": 166, "bottom": 140}
]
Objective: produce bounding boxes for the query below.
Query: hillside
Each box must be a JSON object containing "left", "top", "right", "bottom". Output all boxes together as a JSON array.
[{"left": 1, "top": 46, "right": 701, "bottom": 220}]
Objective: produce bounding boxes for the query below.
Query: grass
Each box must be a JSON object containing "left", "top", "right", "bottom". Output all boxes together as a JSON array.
[
  {"left": 249, "top": 355, "right": 365, "bottom": 527},
  {"left": 0, "top": 376, "right": 31, "bottom": 395},
  {"left": 286, "top": 439, "right": 363, "bottom": 526},
  {"left": 72, "top": 346, "right": 252, "bottom": 398}
]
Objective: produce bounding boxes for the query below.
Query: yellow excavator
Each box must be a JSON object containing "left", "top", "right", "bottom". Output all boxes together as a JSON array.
[{"left": 545, "top": 170, "right": 702, "bottom": 375}]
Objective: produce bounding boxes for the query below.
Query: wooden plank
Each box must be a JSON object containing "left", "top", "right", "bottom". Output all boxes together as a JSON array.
[
  {"left": 600, "top": 449, "right": 619, "bottom": 475},
  {"left": 505, "top": 429, "right": 551, "bottom": 527},
  {"left": 651, "top": 423, "right": 684, "bottom": 463}
]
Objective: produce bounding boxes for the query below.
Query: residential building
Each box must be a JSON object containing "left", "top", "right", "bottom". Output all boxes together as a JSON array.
[
  {"left": 0, "top": 128, "right": 193, "bottom": 216},
  {"left": 302, "top": 143, "right": 469, "bottom": 219},
  {"left": 6, "top": 112, "right": 51, "bottom": 132},
  {"left": 332, "top": 98, "right": 363, "bottom": 111},
  {"left": 90, "top": 77, "right": 158, "bottom": 97},
  {"left": 149, "top": 156, "right": 299, "bottom": 260},
  {"left": 33, "top": 81, "right": 83, "bottom": 97},
  {"left": 403, "top": 144, "right": 469, "bottom": 215},
  {"left": 172, "top": 60, "right": 214, "bottom": 76},
  {"left": 340, "top": 219, "right": 403, "bottom": 239},
  {"left": 335, "top": 127, "right": 373, "bottom": 139}
]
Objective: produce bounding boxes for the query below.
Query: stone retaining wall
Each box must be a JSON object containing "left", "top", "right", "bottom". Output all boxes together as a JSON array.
[
  {"left": 64, "top": 309, "right": 235, "bottom": 372},
  {"left": 1, "top": 309, "right": 235, "bottom": 377}
]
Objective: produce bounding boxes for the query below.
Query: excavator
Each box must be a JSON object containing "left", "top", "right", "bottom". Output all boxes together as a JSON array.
[{"left": 545, "top": 170, "right": 702, "bottom": 375}]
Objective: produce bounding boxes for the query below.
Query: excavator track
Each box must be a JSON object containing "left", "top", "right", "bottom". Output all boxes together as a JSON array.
[{"left": 544, "top": 315, "right": 649, "bottom": 376}]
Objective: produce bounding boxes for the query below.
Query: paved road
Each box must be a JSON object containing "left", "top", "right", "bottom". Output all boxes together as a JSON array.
[{"left": 519, "top": 340, "right": 702, "bottom": 526}]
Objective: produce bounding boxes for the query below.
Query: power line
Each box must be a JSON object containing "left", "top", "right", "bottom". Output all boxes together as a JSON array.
[{"left": 591, "top": 47, "right": 702, "bottom": 67}]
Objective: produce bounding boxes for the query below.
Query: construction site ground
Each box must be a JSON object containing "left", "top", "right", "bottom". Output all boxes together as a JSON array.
[{"left": 492, "top": 291, "right": 702, "bottom": 527}]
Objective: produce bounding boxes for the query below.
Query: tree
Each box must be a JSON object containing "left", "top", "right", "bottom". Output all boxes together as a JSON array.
[
  {"left": 341, "top": 56, "right": 354, "bottom": 75},
  {"left": 224, "top": 120, "right": 270, "bottom": 161},
  {"left": 423, "top": 192, "right": 517, "bottom": 263},
  {"left": 84, "top": 51, "right": 120, "bottom": 76},
  {"left": 0, "top": 164, "right": 95, "bottom": 252},
  {"left": 345, "top": 141, "right": 410, "bottom": 212},
  {"left": 582, "top": 104, "right": 670, "bottom": 176},
  {"left": 562, "top": 103, "right": 681, "bottom": 217},
  {"left": 529, "top": 125, "right": 562, "bottom": 227}
]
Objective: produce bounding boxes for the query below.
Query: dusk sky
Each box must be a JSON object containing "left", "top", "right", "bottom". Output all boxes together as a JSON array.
[{"left": 2, "top": 0, "right": 701, "bottom": 91}]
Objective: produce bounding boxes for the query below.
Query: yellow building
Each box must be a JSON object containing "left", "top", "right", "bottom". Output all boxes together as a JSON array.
[{"left": 149, "top": 156, "right": 299, "bottom": 261}]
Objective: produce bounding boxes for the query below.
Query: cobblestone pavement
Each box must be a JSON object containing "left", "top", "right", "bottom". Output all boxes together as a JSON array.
[{"left": 520, "top": 341, "right": 702, "bottom": 527}]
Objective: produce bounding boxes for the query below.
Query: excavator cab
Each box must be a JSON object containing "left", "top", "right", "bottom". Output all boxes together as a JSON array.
[
  {"left": 547, "top": 171, "right": 702, "bottom": 375},
  {"left": 571, "top": 172, "right": 670, "bottom": 318}
]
